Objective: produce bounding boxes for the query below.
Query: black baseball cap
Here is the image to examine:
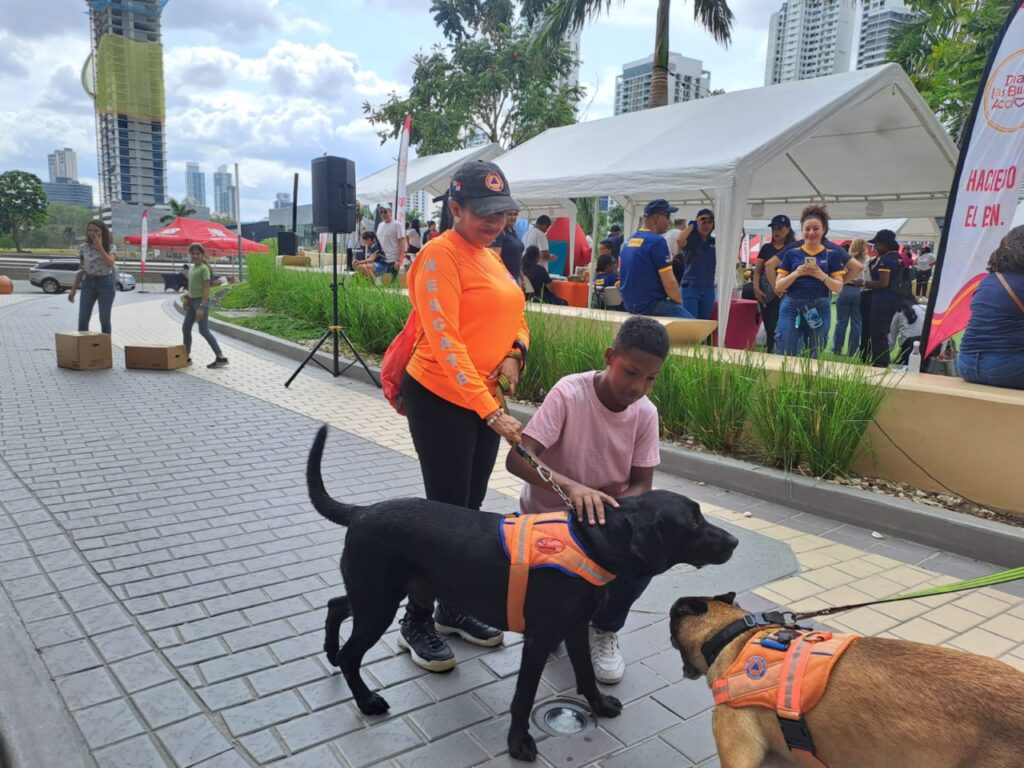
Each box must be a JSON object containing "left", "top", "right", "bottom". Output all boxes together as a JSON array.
[
  {"left": 644, "top": 199, "right": 679, "bottom": 217},
  {"left": 770, "top": 214, "right": 791, "bottom": 229},
  {"left": 868, "top": 229, "right": 899, "bottom": 248},
  {"left": 696, "top": 207, "right": 715, "bottom": 220},
  {"left": 449, "top": 160, "right": 518, "bottom": 216},
  {"left": 609, "top": 224, "right": 622, "bottom": 232}
]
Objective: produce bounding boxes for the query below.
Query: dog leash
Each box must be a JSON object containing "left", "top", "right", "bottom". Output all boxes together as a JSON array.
[
  {"left": 780, "top": 565, "right": 1024, "bottom": 625},
  {"left": 513, "top": 443, "right": 577, "bottom": 513}
]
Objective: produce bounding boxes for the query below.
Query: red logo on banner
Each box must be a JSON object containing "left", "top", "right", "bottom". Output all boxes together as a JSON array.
[{"left": 984, "top": 49, "right": 1024, "bottom": 132}]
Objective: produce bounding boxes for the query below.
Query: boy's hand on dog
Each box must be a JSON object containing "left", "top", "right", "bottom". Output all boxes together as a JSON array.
[{"left": 567, "top": 483, "right": 618, "bottom": 525}]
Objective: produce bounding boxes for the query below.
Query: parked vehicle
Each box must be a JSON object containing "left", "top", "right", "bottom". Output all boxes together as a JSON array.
[{"left": 28, "top": 260, "right": 136, "bottom": 293}]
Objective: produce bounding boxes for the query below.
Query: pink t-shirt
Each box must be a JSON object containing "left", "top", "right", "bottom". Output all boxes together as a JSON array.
[{"left": 520, "top": 371, "right": 660, "bottom": 515}]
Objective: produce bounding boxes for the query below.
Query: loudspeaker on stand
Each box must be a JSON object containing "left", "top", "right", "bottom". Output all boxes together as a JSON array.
[{"left": 311, "top": 156, "right": 356, "bottom": 234}]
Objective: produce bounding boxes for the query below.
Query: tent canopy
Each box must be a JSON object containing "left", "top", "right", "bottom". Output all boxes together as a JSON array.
[
  {"left": 498, "top": 64, "right": 956, "bottom": 218},
  {"left": 497, "top": 64, "right": 957, "bottom": 342},
  {"left": 124, "top": 217, "right": 269, "bottom": 253},
  {"left": 357, "top": 143, "right": 504, "bottom": 208}
]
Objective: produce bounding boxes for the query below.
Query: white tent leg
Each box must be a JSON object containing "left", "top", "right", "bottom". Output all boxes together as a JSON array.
[{"left": 713, "top": 179, "right": 751, "bottom": 349}]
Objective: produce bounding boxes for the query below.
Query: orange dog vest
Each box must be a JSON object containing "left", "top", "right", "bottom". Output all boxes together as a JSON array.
[
  {"left": 712, "top": 630, "right": 858, "bottom": 768},
  {"left": 499, "top": 511, "right": 616, "bottom": 633}
]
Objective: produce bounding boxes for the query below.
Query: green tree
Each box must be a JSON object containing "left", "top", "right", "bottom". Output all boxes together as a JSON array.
[
  {"left": 161, "top": 196, "right": 197, "bottom": 224},
  {"left": 364, "top": 1, "right": 584, "bottom": 152},
  {"left": 890, "top": 0, "right": 1013, "bottom": 145},
  {"left": 24, "top": 202, "right": 94, "bottom": 249},
  {"left": 0, "top": 171, "right": 48, "bottom": 252},
  {"left": 529, "top": 0, "right": 733, "bottom": 108},
  {"left": 211, "top": 213, "right": 237, "bottom": 227}
]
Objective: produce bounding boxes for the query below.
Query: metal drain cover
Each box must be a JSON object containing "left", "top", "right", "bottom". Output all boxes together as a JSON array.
[{"left": 531, "top": 698, "right": 596, "bottom": 736}]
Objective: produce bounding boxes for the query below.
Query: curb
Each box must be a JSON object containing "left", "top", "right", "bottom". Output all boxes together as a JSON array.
[
  {"left": 0, "top": 587, "right": 95, "bottom": 768},
  {"left": 192, "top": 299, "right": 1024, "bottom": 567}
]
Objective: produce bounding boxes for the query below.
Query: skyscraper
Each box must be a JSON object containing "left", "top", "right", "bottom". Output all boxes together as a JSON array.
[
  {"left": 765, "top": 0, "right": 856, "bottom": 85},
  {"left": 614, "top": 53, "right": 711, "bottom": 115},
  {"left": 213, "top": 165, "right": 237, "bottom": 221},
  {"left": 48, "top": 148, "right": 79, "bottom": 183},
  {"left": 857, "top": 0, "right": 917, "bottom": 70},
  {"left": 83, "top": 0, "right": 167, "bottom": 206},
  {"left": 185, "top": 162, "right": 206, "bottom": 207}
]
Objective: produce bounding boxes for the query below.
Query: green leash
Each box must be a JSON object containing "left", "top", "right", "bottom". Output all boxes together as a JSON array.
[{"left": 787, "top": 565, "right": 1024, "bottom": 623}]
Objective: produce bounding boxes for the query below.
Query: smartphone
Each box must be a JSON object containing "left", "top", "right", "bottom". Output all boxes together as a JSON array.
[{"left": 804, "top": 256, "right": 817, "bottom": 268}]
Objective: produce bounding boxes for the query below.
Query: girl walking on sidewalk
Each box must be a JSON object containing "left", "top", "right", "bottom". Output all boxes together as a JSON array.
[
  {"left": 183, "top": 243, "right": 228, "bottom": 369},
  {"left": 68, "top": 219, "right": 117, "bottom": 334}
]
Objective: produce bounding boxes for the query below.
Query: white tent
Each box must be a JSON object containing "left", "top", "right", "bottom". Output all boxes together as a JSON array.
[
  {"left": 356, "top": 143, "right": 504, "bottom": 208},
  {"left": 497, "top": 64, "right": 958, "bottom": 342}
]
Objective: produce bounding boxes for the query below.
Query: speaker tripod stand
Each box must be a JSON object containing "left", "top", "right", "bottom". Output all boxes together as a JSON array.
[{"left": 285, "top": 232, "right": 380, "bottom": 388}]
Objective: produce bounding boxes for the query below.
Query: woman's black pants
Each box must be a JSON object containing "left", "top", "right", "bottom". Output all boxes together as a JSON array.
[{"left": 400, "top": 372, "right": 500, "bottom": 621}]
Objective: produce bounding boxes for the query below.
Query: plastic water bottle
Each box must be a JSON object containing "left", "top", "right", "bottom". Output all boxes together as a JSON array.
[{"left": 907, "top": 341, "right": 922, "bottom": 376}]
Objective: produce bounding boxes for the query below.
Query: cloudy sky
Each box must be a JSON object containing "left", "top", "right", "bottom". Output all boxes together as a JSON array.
[{"left": 0, "top": 0, "right": 782, "bottom": 220}]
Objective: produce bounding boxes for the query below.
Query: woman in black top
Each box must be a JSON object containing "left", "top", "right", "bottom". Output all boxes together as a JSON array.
[
  {"left": 522, "top": 246, "right": 567, "bottom": 305},
  {"left": 862, "top": 229, "right": 904, "bottom": 367},
  {"left": 753, "top": 214, "right": 795, "bottom": 353}
]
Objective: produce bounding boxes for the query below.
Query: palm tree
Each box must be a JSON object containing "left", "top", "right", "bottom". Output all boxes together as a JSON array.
[
  {"left": 160, "top": 197, "right": 197, "bottom": 224},
  {"left": 535, "top": 0, "right": 734, "bottom": 108}
]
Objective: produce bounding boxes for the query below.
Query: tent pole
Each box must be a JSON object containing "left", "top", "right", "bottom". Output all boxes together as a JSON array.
[
  {"left": 588, "top": 196, "right": 600, "bottom": 309},
  {"left": 568, "top": 208, "right": 577, "bottom": 276},
  {"left": 234, "top": 162, "right": 243, "bottom": 282}
]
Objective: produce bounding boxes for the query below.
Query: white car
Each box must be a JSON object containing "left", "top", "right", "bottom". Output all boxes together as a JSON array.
[{"left": 29, "top": 260, "right": 136, "bottom": 293}]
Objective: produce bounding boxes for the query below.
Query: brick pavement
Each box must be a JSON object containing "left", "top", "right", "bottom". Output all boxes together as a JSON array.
[{"left": 0, "top": 291, "right": 1022, "bottom": 768}]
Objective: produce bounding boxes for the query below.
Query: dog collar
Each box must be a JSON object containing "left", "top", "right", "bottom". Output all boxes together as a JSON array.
[{"left": 701, "top": 611, "right": 800, "bottom": 668}]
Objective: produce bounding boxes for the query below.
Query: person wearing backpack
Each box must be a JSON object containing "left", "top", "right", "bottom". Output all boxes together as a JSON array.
[
  {"left": 863, "top": 229, "right": 904, "bottom": 367},
  {"left": 396, "top": 160, "right": 530, "bottom": 672},
  {"left": 957, "top": 226, "right": 1024, "bottom": 390}
]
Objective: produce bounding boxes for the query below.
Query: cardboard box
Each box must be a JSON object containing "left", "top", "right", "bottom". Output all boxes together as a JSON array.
[
  {"left": 55, "top": 332, "right": 112, "bottom": 370},
  {"left": 124, "top": 344, "right": 188, "bottom": 370}
]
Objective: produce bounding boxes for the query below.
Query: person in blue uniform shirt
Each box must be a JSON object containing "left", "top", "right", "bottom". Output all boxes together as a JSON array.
[
  {"left": 677, "top": 208, "right": 717, "bottom": 319},
  {"left": 618, "top": 200, "right": 694, "bottom": 319},
  {"left": 773, "top": 205, "right": 861, "bottom": 357}
]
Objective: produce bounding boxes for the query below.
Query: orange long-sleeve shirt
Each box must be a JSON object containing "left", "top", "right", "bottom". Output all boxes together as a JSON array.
[{"left": 406, "top": 229, "right": 529, "bottom": 419}]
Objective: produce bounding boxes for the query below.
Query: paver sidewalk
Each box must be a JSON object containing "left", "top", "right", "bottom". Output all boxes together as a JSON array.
[{"left": 0, "top": 292, "right": 1021, "bottom": 768}]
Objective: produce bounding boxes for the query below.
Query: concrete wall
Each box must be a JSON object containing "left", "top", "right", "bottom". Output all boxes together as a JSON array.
[
  {"left": 849, "top": 372, "right": 1023, "bottom": 516},
  {"left": 667, "top": 345, "right": 1023, "bottom": 516}
]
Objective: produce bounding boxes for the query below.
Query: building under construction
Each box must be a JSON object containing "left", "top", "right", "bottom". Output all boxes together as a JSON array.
[{"left": 82, "top": 0, "right": 168, "bottom": 207}]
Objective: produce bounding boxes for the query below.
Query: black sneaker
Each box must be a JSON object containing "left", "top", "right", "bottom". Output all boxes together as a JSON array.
[
  {"left": 435, "top": 604, "right": 504, "bottom": 647},
  {"left": 207, "top": 357, "right": 228, "bottom": 369},
  {"left": 397, "top": 618, "right": 456, "bottom": 672}
]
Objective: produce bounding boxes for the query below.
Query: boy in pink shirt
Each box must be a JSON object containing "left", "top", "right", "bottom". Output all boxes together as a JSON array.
[{"left": 505, "top": 316, "right": 669, "bottom": 684}]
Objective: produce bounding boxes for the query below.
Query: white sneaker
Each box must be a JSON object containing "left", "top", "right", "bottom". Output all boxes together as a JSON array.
[{"left": 589, "top": 626, "right": 625, "bottom": 684}]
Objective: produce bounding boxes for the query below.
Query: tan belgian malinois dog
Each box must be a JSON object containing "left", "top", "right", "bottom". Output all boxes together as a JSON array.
[{"left": 669, "top": 593, "right": 1024, "bottom": 768}]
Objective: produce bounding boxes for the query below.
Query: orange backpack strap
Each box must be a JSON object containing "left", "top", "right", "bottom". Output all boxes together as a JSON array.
[{"left": 505, "top": 515, "right": 536, "bottom": 633}]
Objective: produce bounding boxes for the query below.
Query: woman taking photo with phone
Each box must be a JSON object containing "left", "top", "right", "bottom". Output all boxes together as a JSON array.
[
  {"left": 773, "top": 205, "right": 862, "bottom": 357},
  {"left": 68, "top": 219, "right": 117, "bottom": 334}
]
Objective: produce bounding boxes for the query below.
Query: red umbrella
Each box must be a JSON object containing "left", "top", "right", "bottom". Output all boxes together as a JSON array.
[{"left": 124, "top": 216, "right": 270, "bottom": 253}]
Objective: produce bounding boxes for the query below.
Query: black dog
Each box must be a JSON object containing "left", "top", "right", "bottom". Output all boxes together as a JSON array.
[{"left": 307, "top": 425, "right": 738, "bottom": 761}]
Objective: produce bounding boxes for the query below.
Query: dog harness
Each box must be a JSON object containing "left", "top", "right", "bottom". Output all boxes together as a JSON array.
[
  {"left": 499, "top": 511, "right": 615, "bottom": 633},
  {"left": 712, "top": 628, "right": 857, "bottom": 768}
]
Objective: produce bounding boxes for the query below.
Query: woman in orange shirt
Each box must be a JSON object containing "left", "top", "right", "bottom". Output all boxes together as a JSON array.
[{"left": 398, "top": 160, "right": 530, "bottom": 671}]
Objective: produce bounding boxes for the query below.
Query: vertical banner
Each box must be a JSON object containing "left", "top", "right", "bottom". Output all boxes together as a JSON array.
[
  {"left": 922, "top": 2, "right": 1024, "bottom": 356},
  {"left": 395, "top": 114, "right": 412, "bottom": 270},
  {"left": 139, "top": 209, "right": 148, "bottom": 292}
]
